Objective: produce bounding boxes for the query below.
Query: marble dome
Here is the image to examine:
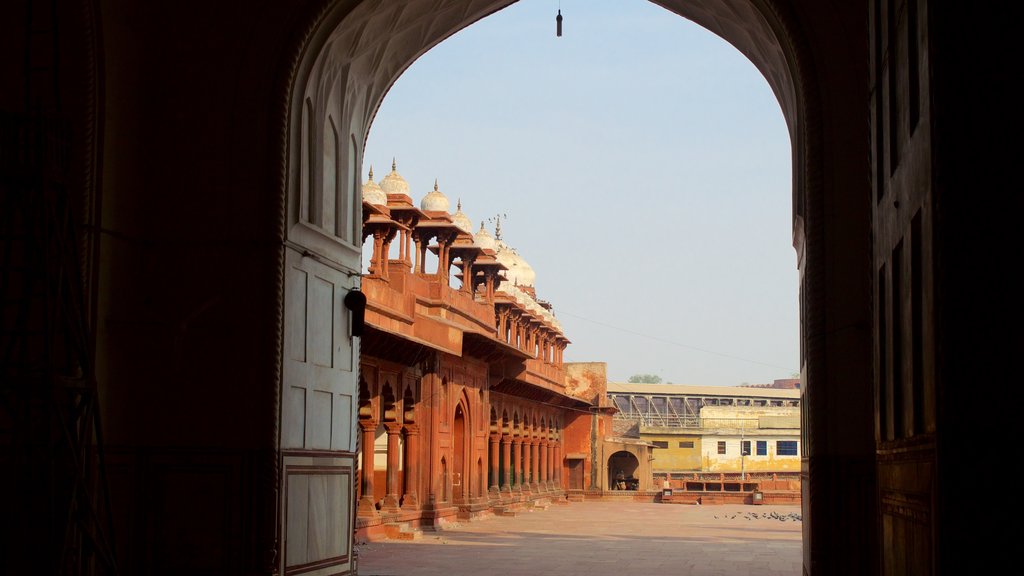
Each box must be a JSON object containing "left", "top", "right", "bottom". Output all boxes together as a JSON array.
[
  {"left": 361, "top": 166, "right": 387, "bottom": 206},
  {"left": 421, "top": 179, "right": 450, "bottom": 212},
  {"left": 495, "top": 240, "right": 536, "bottom": 288},
  {"left": 379, "top": 159, "right": 410, "bottom": 197},
  {"left": 451, "top": 200, "right": 472, "bottom": 233},
  {"left": 474, "top": 222, "right": 495, "bottom": 251}
]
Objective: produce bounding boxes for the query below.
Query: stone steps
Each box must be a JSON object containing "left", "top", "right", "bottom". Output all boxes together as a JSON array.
[
  {"left": 527, "top": 498, "right": 551, "bottom": 511},
  {"left": 383, "top": 522, "right": 422, "bottom": 541}
]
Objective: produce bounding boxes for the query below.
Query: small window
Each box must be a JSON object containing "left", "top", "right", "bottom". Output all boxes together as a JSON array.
[
  {"left": 652, "top": 441, "right": 668, "bottom": 449},
  {"left": 756, "top": 440, "right": 767, "bottom": 456},
  {"left": 717, "top": 441, "right": 727, "bottom": 454},
  {"left": 741, "top": 440, "right": 751, "bottom": 456},
  {"left": 777, "top": 440, "right": 798, "bottom": 456},
  {"left": 678, "top": 441, "right": 694, "bottom": 448}
]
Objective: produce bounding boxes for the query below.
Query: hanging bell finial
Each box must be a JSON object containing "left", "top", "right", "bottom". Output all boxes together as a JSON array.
[{"left": 556, "top": 9, "right": 562, "bottom": 37}]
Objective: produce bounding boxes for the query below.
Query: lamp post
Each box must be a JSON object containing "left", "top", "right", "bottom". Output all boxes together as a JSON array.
[{"left": 740, "top": 419, "right": 748, "bottom": 481}]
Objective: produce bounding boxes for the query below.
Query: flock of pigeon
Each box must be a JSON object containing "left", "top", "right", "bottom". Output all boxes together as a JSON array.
[{"left": 713, "top": 510, "right": 802, "bottom": 522}]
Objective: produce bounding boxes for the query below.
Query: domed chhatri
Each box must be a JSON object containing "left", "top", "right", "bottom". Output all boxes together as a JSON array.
[
  {"left": 474, "top": 221, "right": 496, "bottom": 251},
  {"left": 379, "top": 158, "right": 410, "bottom": 198},
  {"left": 493, "top": 233, "right": 536, "bottom": 288},
  {"left": 497, "top": 247, "right": 536, "bottom": 288},
  {"left": 451, "top": 199, "right": 473, "bottom": 233},
  {"left": 361, "top": 166, "right": 387, "bottom": 206},
  {"left": 420, "top": 179, "right": 450, "bottom": 212}
]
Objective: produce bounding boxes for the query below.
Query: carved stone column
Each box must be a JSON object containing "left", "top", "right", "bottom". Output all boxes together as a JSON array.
[
  {"left": 557, "top": 434, "right": 565, "bottom": 487},
  {"left": 530, "top": 439, "right": 539, "bottom": 487},
  {"left": 522, "top": 436, "right": 533, "bottom": 492},
  {"left": 358, "top": 421, "right": 379, "bottom": 517},
  {"left": 539, "top": 440, "right": 549, "bottom": 492},
  {"left": 401, "top": 424, "right": 420, "bottom": 510},
  {"left": 489, "top": 433, "right": 501, "bottom": 497},
  {"left": 485, "top": 270, "right": 496, "bottom": 303},
  {"left": 380, "top": 228, "right": 397, "bottom": 279},
  {"left": 512, "top": 435, "right": 523, "bottom": 492},
  {"left": 548, "top": 436, "right": 556, "bottom": 490},
  {"left": 501, "top": 434, "right": 513, "bottom": 496},
  {"left": 381, "top": 422, "right": 403, "bottom": 512}
]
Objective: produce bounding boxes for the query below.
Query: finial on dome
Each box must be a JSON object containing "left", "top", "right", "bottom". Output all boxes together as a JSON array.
[
  {"left": 368, "top": 165, "right": 374, "bottom": 180},
  {"left": 434, "top": 178, "right": 439, "bottom": 191},
  {"left": 392, "top": 158, "right": 397, "bottom": 171},
  {"left": 457, "top": 199, "right": 462, "bottom": 211},
  {"left": 479, "top": 222, "right": 485, "bottom": 233},
  {"left": 495, "top": 216, "right": 502, "bottom": 240}
]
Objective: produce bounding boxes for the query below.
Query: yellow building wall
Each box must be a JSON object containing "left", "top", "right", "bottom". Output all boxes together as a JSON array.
[
  {"left": 642, "top": 434, "right": 702, "bottom": 472},
  {"left": 701, "top": 436, "right": 800, "bottom": 472}
]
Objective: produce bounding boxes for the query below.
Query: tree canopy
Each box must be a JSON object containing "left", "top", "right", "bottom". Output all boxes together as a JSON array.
[{"left": 627, "top": 373, "right": 662, "bottom": 384}]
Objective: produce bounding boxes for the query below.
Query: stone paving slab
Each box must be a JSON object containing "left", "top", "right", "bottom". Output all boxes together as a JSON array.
[{"left": 355, "top": 501, "right": 803, "bottom": 575}]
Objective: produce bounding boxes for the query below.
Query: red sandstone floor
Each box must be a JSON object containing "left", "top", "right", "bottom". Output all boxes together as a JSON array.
[{"left": 355, "top": 501, "right": 803, "bottom": 575}]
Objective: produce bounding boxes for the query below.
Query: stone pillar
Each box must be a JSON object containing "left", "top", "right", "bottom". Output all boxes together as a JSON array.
[
  {"left": 540, "top": 440, "right": 549, "bottom": 491},
  {"left": 512, "top": 436, "right": 523, "bottom": 492},
  {"left": 557, "top": 434, "right": 565, "bottom": 487},
  {"left": 413, "top": 237, "right": 423, "bottom": 273},
  {"left": 522, "top": 436, "right": 532, "bottom": 492},
  {"left": 547, "top": 437, "right": 555, "bottom": 490},
  {"left": 381, "top": 422, "right": 403, "bottom": 512},
  {"left": 402, "top": 424, "right": 420, "bottom": 510},
  {"left": 367, "top": 230, "right": 381, "bottom": 275},
  {"left": 380, "top": 231, "right": 395, "bottom": 279},
  {"left": 489, "top": 433, "right": 501, "bottom": 497},
  {"left": 501, "top": 434, "right": 513, "bottom": 496},
  {"left": 530, "top": 440, "right": 539, "bottom": 487},
  {"left": 358, "top": 420, "right": 379, "bottom": 517},
  {"left": 437, "top": 243, "right": 448, "bottom": 282},
  {"left": 486, "top": 271, "right": 496, "bottom": 303},
  {"left": 405, "top": 231, "right": 412, "bottom": 266}
]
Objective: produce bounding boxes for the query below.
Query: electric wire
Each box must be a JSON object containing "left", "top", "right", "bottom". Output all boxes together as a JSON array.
[{"left": 555, "top": 309, "right": 797, "bottom": 373}]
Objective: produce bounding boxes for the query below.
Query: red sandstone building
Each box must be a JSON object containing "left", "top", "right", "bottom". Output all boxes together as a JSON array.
[{"left": 356, "top": 163, "right": 635, "bottom": 539}]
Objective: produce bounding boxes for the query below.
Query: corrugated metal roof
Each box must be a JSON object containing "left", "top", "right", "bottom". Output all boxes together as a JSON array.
[{"left": 606, "top": 382, "right": 800, "bottom": 399}]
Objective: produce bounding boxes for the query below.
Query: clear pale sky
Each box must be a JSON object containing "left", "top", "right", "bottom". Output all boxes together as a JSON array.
[{"left": 363, "top": 0, "right": 798, "bottom": 387}]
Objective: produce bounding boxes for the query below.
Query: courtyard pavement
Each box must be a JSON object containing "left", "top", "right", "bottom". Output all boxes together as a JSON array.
[{"left": 355, "top": 500, "right": 803, "bottom": 576}]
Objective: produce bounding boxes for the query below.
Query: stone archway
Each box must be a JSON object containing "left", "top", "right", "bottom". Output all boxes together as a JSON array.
[
  {"left": 3, "top": 0, "right": 937, "bottom": 573},
  {"left": 608, "top": 450, "right": 641, "bottom": 491},
  {"left": 453, "top": 402, "right": 468, "bottom": 503},
  {"left": 281, "top": 6, "right": 872, "bottom": 571}
]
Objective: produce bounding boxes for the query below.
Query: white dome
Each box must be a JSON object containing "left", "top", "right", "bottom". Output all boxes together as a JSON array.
[
  {"left": 452, "top": 200, "right": 472, "bottom": 233},
  {"left": 379, "top": 159, "right": 410, "bottom": 197},
  {"left": 495, "top": 240, "right": 536, "bottom": 289},
  {"left": 514, "top": 259, "right": 536, "bottom": 287},
  {"left": 361, "top": 166, "right": 387, "bottom": 206},
  {"left": 421, "top": 179, "right": 450, "bottom": 212},
  {"left": 474, "top": 223, "right": 495, "bottom": 250}
]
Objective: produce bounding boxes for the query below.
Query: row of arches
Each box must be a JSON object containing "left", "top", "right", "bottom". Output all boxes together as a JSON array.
[{"left": 357, "top": 361, "right": 567, "bottom": 522}]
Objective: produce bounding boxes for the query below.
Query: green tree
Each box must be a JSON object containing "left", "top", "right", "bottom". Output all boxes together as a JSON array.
[{"left": 627, "top": 373, "right": 662, "bottom": 384}]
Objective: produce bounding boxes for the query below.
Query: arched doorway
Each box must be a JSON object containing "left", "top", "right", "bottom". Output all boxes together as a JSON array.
[
  {"left": 15, "top": 0, "right": 984, "bottom": 573},
  {"left": 284, "top": 6, "right": 871, "bottom": 574},
  {"left": 453, "top": 403, "right": 467, "bottom": 503},
  {"left": 608, "top": 450, "right": 641, "bottom": 491}
]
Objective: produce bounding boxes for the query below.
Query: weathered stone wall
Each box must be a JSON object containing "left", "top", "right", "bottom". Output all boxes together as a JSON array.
[
  {"left": 564, "top": 362, "right": 607, "bottom": 405},
  {"left": 612, "top": 418, "right": 640, "bottom": 438}
]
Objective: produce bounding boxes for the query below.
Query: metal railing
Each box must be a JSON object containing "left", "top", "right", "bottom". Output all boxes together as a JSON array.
[{"left": 613, "top": 413, "right": 763, "bottom": 430}]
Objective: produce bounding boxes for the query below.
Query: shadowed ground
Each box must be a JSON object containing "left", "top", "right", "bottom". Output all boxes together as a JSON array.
[{"left": 356, "top": 501, "right": 803, "bottom": 575}]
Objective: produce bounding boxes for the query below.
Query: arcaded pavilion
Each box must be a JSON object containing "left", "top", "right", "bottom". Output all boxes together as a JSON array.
[{"left": 356, "top": 162, "right": 627, "bottom": 540}]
